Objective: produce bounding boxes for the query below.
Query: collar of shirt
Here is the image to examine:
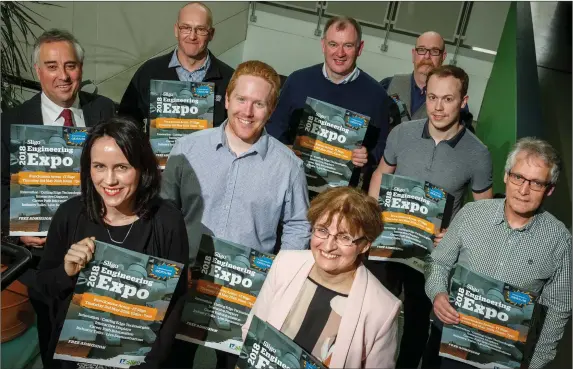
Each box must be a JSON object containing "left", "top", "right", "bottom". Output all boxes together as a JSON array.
[
  {"left": 169, "top": 49, "right": 211, "bottom": 82},
  {"left": 211, "top": 119, "right": 270, "bottom": 160},
  {"left": 40, "top": 92, "right": 81, "bottom": 125},
  {"left": 492, "top": 198, "right": 542, "bottom": 231},
  {"left": 421, "top": 119, "right": 466, "bottom": 147},
  {"left": 321, "top": 63, "right": 360, "bottom": 84}
]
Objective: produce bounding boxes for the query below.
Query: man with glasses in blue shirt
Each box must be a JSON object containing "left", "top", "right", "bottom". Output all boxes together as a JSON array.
[
  {"left": 119, "top": 2, "right": 234, "bottom": 129},
  {"left": 381, "top": 31, "right": 472, "bottom": 130}
]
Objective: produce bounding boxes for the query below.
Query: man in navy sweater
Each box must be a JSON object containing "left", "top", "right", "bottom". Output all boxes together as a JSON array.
[{"left": 266, "top": 16, "right": 390, "bottom": 187}]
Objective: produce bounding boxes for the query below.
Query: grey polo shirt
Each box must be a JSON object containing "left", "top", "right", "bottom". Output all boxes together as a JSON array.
[{"left": 384, "top": 119, "right": 492, "bottom": 219}]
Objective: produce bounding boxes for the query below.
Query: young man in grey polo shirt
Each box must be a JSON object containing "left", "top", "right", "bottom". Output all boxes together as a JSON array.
[
  {"left": 425, "top": 138, "right": 570, "bottom": 369},
  {"left": 368, "top": 65, "right": 493, "bottom": 369}
]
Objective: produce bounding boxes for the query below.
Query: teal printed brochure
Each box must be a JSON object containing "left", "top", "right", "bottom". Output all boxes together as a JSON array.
[
  {"left": 9, "top": 124, "right": 87, "bottom": 236},
  {"left": 176, "top": 235, "right": 275, "bottom": 355},
  {"left": 440, "top": 265, "right": 538, "bottom": 368},
  {"left": 292, "top": 97, "right": 370, "bottom": 199},
  {"left": 369, "top": 174, "right": 452, "bottom": 273},
  {"left": 149, "top": 79, "right": 214, "bottom": 168},
  {"left": 53, "top": 240, "right": 183, "bottom": 368},
  {"left": 237, "top": 315, "right": 327, "bottom": 369}
]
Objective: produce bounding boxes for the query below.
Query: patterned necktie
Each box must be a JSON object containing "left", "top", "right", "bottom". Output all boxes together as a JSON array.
[{"left": 60, "top": 108, "right": 74, "bottom": 127}]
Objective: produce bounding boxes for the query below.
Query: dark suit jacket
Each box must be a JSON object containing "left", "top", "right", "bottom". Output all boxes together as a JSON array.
[{"left": 1, "top": 91, "right": 116, "bottom": 235}]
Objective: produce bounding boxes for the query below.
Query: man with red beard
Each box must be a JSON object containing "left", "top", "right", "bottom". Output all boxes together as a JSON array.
[
  {"left": 381, "top": 31, "right": 472, "bottom": 130},
  {"left": 118, "top": 2, "right": 234, "bottom": 129},
  {"left": 368, "top": 65, "right": 493, "bottom": 369},
  {"left": 425, "top": 138, "right": 570, "bottom": 369}
]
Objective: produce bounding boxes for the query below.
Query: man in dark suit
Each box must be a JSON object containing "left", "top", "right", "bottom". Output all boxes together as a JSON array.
[
  {"left": 1, "top": 28, "right": 115, "bottom": 367},
  {"left": 118, "top": 2, "right": 234, "bottom": 129}
]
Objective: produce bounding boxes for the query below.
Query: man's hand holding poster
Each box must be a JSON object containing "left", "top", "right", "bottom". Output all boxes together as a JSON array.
[{"left": 440, "top": 265, "right": 538, "bottom": 368}]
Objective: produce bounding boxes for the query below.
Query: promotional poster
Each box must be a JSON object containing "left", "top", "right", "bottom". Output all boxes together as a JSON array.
[
  {"left": 292, "top": 97, "right": 370, "bottom": 199},
  {"left": 236, "top": 315, "right": 327, "bottom": 369},
  {"left": 439, "top": 265, "right": 538, "bottom": 368},
  {"left": 368, "top": 174, "right": 452, "bottom": 273},
  {"left": 176, "top": 235, "right": 275, "bottom": 355},
  {"left": 9, "top": 124, "right": 86, "bottom": 236},
  {"left": 149, "top": 79, "right": 215, "bottom": 168},
  {"left": 53, "top": 240, "right": 183, "bottom": 368}
]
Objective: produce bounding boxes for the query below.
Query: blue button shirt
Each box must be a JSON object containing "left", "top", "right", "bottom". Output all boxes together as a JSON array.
[
  {"left": 168, "top": 49, "right": 211, "bottom": 82},
  {"left": 160, "top": 121, "right": 311, "bottom": 264},
  {"left": 410, "top": 73, "right": 426, "bottom": 115}
]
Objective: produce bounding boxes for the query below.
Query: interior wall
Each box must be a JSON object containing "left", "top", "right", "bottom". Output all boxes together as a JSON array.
[
  {"left": 13, "top": 1, "right": 249, "bottom": 103},
  {"left": 243, "top": 2, "right": 508, "bottom": 120}
]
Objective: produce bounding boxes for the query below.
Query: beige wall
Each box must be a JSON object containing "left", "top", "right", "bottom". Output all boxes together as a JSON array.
[{"left": 18, "top": 1, "right": 248, "bottom": 102}]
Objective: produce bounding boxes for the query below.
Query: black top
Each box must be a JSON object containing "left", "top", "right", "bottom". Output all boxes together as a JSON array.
[
  {"left": 35, "top": 196, "right": 189, "bottom": 369},
  {"left": 117, "top": 50, "right": 234, "bottom": 130},
  {"left": 282, "top": 277, "right": 348, "bottom": 365}
]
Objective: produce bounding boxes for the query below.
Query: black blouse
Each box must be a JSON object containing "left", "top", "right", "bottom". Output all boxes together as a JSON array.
[{"left": 36, "top": 196, "right": 189, "bottom": 369}]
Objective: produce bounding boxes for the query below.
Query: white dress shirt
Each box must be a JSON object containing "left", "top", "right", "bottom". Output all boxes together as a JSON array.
[{"left": 40, "top": 93, "right": 86, "bottom": 127}]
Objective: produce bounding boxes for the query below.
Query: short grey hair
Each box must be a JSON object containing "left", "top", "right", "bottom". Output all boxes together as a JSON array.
[
  {"left": 504, "top": 137, "right": 561, "bottom": 184},
  {"left": 33, "top": 28, "right": 85, "bottom": 65}
]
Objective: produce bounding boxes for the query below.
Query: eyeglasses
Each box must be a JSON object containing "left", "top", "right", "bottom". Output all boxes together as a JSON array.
[
  {"left": 507, "top": 171, "right": 550, "bottom": 191},
  {"left": 177, "top": 25, "right": 211, "bottom": 36},
  {"left": 415, "top": 47, "right": 444, "bottom": 56},
  {"left": 312, "top": 227, "right": 366, "bottom": 247}
]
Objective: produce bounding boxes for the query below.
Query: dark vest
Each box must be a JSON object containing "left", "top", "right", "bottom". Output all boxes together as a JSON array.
[{"left": 386, "top": 74, "right": 428, "bottom": 123}]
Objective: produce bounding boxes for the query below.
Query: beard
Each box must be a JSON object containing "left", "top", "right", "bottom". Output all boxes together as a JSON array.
[{"left": 416, "top": 60, "right": 435, "bottom": 75}]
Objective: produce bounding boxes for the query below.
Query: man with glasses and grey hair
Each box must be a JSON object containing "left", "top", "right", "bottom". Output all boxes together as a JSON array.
[
  {"left": 424, "top": 137, "right": 571, "bottom": 368},
  {"left": 119, "top": 1, "right": 234, "bottom": 129},
  {"left": 1, "top": 27, "right": 115, "bottom": 367},
  {"left": 381, "top": 31, "right": 472, "bottom": 131}
]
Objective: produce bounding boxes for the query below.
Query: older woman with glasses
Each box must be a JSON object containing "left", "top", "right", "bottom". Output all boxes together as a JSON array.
[{"left": 242, "top": 187, "right": 401, "bottom": 368}]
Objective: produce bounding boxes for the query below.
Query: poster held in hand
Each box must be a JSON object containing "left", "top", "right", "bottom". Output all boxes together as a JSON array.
[
  {"left": 176, "top": 235, "right": 275, "bottom": 355},
  {"left": 54, "top": 240, "right": 184, "bottom": 368},
  {"left": 236, "top": 315, "right": 327, "bottom": 369},
  {"left": 292, "top": 97, "right": 370, "bottom": 199},
  {"left": 368, "top": 173, "right": 452, "bottom": 273},
  {"left": 149, "top": 79, "right": 215, "bottom": 168},
  {"left": 439, "top": 265, "right": 538, "bottom": 368},
  {"left": 9, "top": 124, "right": 87, "bottom": 236}
]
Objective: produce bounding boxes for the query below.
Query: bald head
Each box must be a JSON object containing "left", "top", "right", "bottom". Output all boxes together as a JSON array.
[
  {"left": 178, "top": 2, "right": 213, "bottom": 28},
  {"left": 416, "top": 31, "right": 445, "bottom": 50},
  {"left": 412, "top": 31, "right": 447, "bottom": 83}
]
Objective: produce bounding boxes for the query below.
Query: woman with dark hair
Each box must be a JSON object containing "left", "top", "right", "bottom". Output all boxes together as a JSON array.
[{"left": 36, "top": 117, "right": 189, "bottom": 368}]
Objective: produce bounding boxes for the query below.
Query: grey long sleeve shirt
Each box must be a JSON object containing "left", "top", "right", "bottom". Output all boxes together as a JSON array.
[{"left": 161, "top": 121, "right": 311, "bottom": 265}]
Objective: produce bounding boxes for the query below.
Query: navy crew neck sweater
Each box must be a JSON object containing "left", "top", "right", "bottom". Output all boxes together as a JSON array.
[{"left": 267, "top": 63, "right": 389, "bottom": 165}]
